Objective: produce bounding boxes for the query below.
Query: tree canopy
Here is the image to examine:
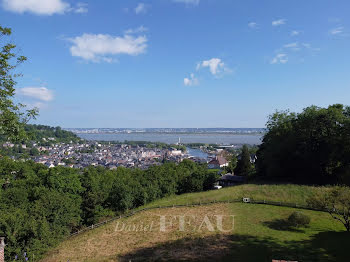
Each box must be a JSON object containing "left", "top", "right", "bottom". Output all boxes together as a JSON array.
[
  {"left": 256, "top": 104, "right": 350, "bottom": 185},
  {"left": 0, "top": 157, "right": 218, "bottom": 260},
  {"left": 0, "top": 26, "right": 37, "bottom": 142},
  {"left": 235, "top": 145, "right": 253, "bottom": 176}
]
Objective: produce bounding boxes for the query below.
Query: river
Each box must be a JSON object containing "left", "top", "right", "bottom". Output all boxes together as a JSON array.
[{"left": 77, "top": 133, "right": 262, "bottom": 145}]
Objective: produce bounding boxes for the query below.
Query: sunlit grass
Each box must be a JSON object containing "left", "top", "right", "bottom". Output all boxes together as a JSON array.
[
  {"left": 141, "top": 184, "right": 330, "bottom": 208},
  {"left": 41, "top": 184, "right": 349, "bottom": 262}
]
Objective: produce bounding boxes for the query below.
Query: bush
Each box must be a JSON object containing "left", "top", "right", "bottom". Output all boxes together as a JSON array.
[{"left": 287, "top": 211, "right": 310, "bottom": 227}]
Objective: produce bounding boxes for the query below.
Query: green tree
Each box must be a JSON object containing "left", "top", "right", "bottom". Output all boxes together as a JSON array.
[
  {"left": 235, "top": 145, "right": 253, "bottom": 176},
  {"left": 307, "top": 186, "right": 350, "bottom": 232},
  {"left": 256, "top": 104, "right": 350, "bottom": 184},
  {"left": 0, "top": 26, "right": 37, "bottom": 141},
  {"left": 29, "top": 147, "right": 39, "bottom": 156},
  {"left": 227, "top": 154, "right": 237, "bottom": 174},
  {"left": 81, "top": 167, "right": 116, "bottom": 224}
]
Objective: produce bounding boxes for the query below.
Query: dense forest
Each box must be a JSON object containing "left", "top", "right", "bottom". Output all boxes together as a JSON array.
[{"left": 0, "top": 157, "right": 218, "bottom": 260}]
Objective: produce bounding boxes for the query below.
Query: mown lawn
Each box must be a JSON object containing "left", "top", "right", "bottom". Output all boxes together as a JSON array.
[
  {"left": 222, "top": 203, "right": 348, "bottom": 262},
  {"left": 42, "top": 189, "right": 350, "bottom": 262}
]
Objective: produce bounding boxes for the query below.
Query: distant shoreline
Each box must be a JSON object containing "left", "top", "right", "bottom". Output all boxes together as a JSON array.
[
  {"left": 73, "top": 131, "right": 264, "bottom": 135},
  {"left": 65, "top": 128, "right": 266, "bottom": 136},
  {"left": 77, "top": 132, "right": 263, "bottom": 145}
]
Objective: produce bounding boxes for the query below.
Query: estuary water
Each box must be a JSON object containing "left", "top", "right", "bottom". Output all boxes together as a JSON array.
[{"left": 77, "top": 133, "right": 262, "bottom": 145}]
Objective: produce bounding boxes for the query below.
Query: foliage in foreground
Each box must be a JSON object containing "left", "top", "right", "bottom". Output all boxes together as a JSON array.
[
  {"left": 0, "top": 26, "right": 37, "bottom": 142},
  {"left": 0, "top": 157, "right": 217, "bottom": 260}
]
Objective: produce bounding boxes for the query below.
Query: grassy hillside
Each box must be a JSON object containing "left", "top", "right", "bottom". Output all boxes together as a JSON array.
[
  {"left": 42, "top": 184, "right": 349, "bottom": 262},
  {"left": 139, "top": 183, "right": 331, "bottom": 208}
]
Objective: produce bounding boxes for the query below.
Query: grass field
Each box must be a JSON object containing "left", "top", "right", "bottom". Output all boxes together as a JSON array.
[
  {"left": 42, "top": 184, "right": 349, "bottom": 262},
  {"left": 139, "top": 183, "right": 331, "bottom": 208}
]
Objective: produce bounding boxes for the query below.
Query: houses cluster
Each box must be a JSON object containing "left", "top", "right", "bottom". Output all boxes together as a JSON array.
[
  {"left": 28, "top": 142, "right": 190, "bottom": 170},
  {"left": 3, "top": 139, "right": 254, "bottom": 189}
]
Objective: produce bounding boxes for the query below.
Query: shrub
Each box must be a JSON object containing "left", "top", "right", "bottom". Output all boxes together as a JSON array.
[{"left": 287, "top": 211, "right": 310, "bottom": 227}]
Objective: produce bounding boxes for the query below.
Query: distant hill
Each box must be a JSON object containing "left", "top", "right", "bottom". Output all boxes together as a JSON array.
[
  {"left": 0, "top": 124, "right": 81, "bottom": 145},
  {"left": 24, "top": 124, "right": 81, "bottom": 144},
  {"left": 0, "top": 125, "right": 81, "bottom": 157}
]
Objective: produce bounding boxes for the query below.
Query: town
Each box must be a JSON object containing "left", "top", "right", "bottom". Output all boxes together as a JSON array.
[{"left": 2, "top": 140, "right": 216, "bottom": 170}]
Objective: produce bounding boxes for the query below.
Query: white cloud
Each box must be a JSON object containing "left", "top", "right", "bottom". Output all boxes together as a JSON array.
[
  {"left": 2, "top": 0, "right": 69, "bottom": 15},
  {"left": 291, "top": 30, "right": 300, "bottom": 36},
  {"left": 272, "top": 19, "right": 286, "bottom": 26},
  {"left": 329, "top": 26, "right": 344, "bottom": 35},
  {"left": 283, "top": 42, "right": 319, "bottom": 51},
  {"left": 197, "top": 58, "right": 230, "bottom": 75},
  {"left": 271, "top": 42, "right": 320, "bottom": 65},
  {"left": 17, "top": 87, "right": 54, "bottom": 101},
  {"left": 124, "top": 26, "right": 148, "bottom": 34},
  {"left": 271, "top": 54, "right": 288, "bottom": 64},
  {"left": 184, "top": 73, "right": 198, "bottom": 86},
  {"left": 248, "top": 22, "right": 258, "bottom": 29},
  {"left": 135, "top": 3, "right": 147, "bottom": 14},
  {"left": 173, "top": 0, "right": 200, "bottom": 5},
  {"left": 2, "top": 0, "right": 88, "bottom": 15},
  {"left": 67, "top": 33, "right": 148, "bottom": 63},
  {"left": 74, "top": 2, "right": 88, "bottom": 14}
]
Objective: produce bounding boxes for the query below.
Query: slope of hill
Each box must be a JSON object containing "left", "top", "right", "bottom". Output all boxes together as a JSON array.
[
  {"left": 139, "top": 183, "right": 326, "bottom": 208},
  {"left": 24, "top": 124, "right": 81, "bottom": 144},
  {"left": 42, "top": 184, "right": 350, "bottom": 262}
]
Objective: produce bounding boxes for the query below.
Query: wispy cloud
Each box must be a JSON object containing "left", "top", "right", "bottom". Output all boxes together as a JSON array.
[
  {"left": 67, "top": 33, "right": 148, "bottom": 63},
  {"left": 184, "top": 73, "right": 199, "bottom": 86},
  {"left": 283, "top": 42, "right": 301, "bottom": 51},
  {"left": 284, "top": 42, "right": 298, "bottom": 48},
  {"left": 248, "top": 22, "right": 258, "bottom": 29},
  {"left": 329, "top": 26, "right": 344, "bottom": 35},
  {"left": 135, "top": 3, "right": 148, "bottom": 14},
  {"left": 74, "top": 2, "right": 88, "bottom": 14},
  {"left": 290, "top": 30, "right": 300, "bottom": 36},
  {"left": 173, "top": 0, "right": 200, "bottom": 6},
  {"left": 2, "top": 0, "right": 87, "bottom": 15},
  {"left": 272, "top": 19, "right": 286, "bottom": 26},
  {"left": 17, "top": 87, "right": 54, "bottom": 102},
  {"left": 271, "top": 54, "right": 288, "bottom": 64},
  {"left": 124, "top": 26, "right": 148, "bottom": 34},
  {"left": 271, "top": 41, "right": 320, "bottom": 65}
]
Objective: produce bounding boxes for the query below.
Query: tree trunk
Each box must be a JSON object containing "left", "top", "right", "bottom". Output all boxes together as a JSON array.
[{"left": 346, "top": 222, "right": 350, "bottom": 232}]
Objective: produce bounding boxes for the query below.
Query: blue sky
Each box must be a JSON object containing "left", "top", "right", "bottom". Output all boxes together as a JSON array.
[{"left": 1, "top": 0, "right": 350, "bottom": 128}]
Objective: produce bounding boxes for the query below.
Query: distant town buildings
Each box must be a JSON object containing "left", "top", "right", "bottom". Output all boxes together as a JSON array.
[
  {"left": 208, "top": 156, "right": 229, "bottom": 169},
  {"left": 25, "top": 142, "right": 200, "bottom": 170}
]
